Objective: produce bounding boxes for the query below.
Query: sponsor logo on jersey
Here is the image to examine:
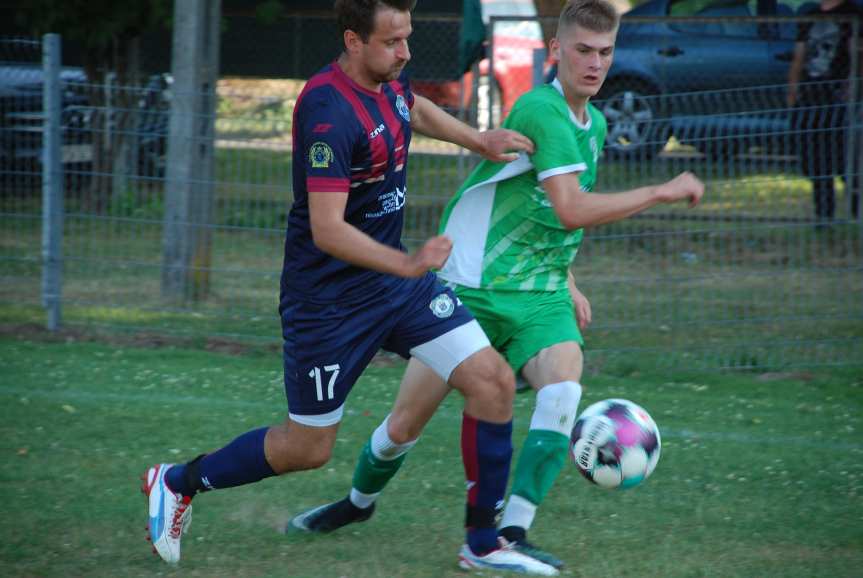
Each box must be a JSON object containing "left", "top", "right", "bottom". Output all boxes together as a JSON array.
[
  {"left": 590, "top": 136, "right": 599, "bottom": 163},
  {"left": 396, "top": 94, "right": 410, "bottom": 121},
  {"left": 310, "top": 141, "right": 334, "bottom": 168},
  {"left": 313, "top": 123, "right": 333, "bottom": 134},
  {"left": 429, "top": 293, "right": 455, "bottom": 318},
  {"left": 369, "top": 123, "right": 386, "bottom": 139},
  {"left": 365, "top": 186, "right": 406, "bottom": 218}
]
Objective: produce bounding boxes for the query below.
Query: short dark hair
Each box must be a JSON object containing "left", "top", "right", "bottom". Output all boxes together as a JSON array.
[
  {"left": 334, "top": 0, "right": 417, "bottom": 42},
  {"left": 558, "top": 0, "right": 619, "bottom": 35}
]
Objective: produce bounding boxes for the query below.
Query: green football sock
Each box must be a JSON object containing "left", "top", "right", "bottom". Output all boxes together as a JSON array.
[
  {"left": 352, "top": 440, "right": 407, "bottom": 495},
  {"left": 509, "top": 429, "right": 570, "bottom": 506}
]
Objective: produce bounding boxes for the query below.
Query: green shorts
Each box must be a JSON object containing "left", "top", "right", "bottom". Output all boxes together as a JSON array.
[{"left": 453, "top": 285, "right": 584, "bottom": 375}]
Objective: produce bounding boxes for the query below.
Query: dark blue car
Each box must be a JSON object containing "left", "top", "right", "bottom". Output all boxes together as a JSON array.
[
  {"left": 592, "top": 0, "right": 849, "bottom": 157},
  {"left": 0, "top": 64, "right": 170, "bottom": 184}
]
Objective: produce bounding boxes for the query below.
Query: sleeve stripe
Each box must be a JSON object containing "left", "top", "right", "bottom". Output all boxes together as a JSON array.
[
  {"left": 538, "top": 163, "right": 587, "bottom": 182},
  {"left": 308, "top": 177, "right": 350, "bottom": 192}
]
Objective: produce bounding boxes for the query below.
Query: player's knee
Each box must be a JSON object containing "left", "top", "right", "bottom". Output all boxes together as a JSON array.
[
  {"left": 451, "top": 349, "right": 515, "bottom": 420},
  {"left": 386, "top": 412, "right": 422, "bottom": 446},
  {"left": 269, "top": 420, "right": 336, "bottom": 472},
  {"left": 296, "top": 443, "right": 333, "bottom": 470},
  {"left": 475, "top": 354, "right": 516, "bottom": 408}
]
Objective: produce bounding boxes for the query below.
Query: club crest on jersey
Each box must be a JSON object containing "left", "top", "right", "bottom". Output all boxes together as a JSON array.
[
  {"left": 396, "top": 94, "right": 410, "bottom": 121},
  {"left": 429, "top": 293, "right": 455, "bottom": 318},
  {"left": 310, "top": 141, "right": 334, "bottom": 168}
]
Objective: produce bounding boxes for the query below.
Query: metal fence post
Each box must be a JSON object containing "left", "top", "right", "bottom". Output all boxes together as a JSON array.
[
  {"left": 41, "top": 33, "right": 63, "bottom": 331},
  {"left": 532, "top": 47, "right": 547, "bottom": 88},
  {"left": 846, "top": 19, "right": 860, "bottom": 221}
]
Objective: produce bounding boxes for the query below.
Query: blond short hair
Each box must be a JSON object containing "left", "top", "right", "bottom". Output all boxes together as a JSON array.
[{"left": 557, "top": 0, "right": 620, "bottom": 35}]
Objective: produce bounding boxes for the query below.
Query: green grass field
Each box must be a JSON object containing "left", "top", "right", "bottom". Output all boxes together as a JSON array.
[{"left": 1, "top": 331, "right": 861, "bottom": 577}]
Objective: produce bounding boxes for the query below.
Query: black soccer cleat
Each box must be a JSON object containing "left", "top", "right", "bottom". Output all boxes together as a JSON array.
[{"left": 287, "top": 496, "right": 375, "bottom": 533}]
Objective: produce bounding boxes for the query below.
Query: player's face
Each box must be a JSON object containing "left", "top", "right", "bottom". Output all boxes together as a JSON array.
[
  {"left": 551, "top": 25, "right": 616, "bottom": 100},
  {"left": 360, "top": 7, "right": 412, "bottom": 84}
]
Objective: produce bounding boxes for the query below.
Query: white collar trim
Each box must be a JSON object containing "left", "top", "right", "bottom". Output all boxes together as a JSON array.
[{"left": 552, "top": 78, "right": 591, "bottom": 129}]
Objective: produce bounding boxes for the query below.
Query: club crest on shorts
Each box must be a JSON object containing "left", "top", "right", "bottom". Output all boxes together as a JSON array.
[
  {"left": 396, "top": 94, "right": 410, "bottom": 121},
  {"left": 309, "top": 141, "right": 333, "bottom": 168},
  {"left": 429, "top": 293, "right": 455, "bottom": 318}
]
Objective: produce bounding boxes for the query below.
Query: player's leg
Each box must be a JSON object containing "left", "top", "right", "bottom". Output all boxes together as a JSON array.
[
  {"left": 494, "top": 291, "right": 585, "bottom": 570},
  {"left": 144, "top": 418, "right": 340, "bottom": 563},
  {"left": 289, "top": 358, "right": 450, "bottom": 532},
  {"left": 425, "top": 337, "right": 557, "bottom": 575},
  {"left": 144, "top": 299, "right": 380, "bottom": 564}
]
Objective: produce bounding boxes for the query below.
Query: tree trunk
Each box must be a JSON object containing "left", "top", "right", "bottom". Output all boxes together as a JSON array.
[
  {"left": 161, "top": 0, "right": 221, "bottom": 303},
  {"left": 534, "top": 0, "right": 564, "bottom": 45}
]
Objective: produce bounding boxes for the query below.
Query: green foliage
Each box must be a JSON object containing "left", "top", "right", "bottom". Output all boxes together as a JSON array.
[
  {"left": 255, "top": 0, "right": 286, "bottom": 25},
  {"left": 108, "top": 190, "right": 165, "bottom": 220},
  {"left": 15, "top": 0, "right": 171, "bottom": 76}
]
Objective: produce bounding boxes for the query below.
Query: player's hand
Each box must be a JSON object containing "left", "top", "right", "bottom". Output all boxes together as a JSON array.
[
  {"left": 404, "top": 235, "right": 453, "bottom": 277},
  {"left": 656, "top": 171, "right": 705, "bottom": 208},
  {"left": 570, "top": 284, "right": 592, "bottom": 331},
  {"left": 477, "top": 128, "right": 535, "bottom": 163}
]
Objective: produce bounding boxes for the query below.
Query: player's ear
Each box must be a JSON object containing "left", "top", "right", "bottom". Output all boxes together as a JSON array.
[
  {"left": 549, "top": 37, "right": 561, "bottom": 62},
  {"left": 344, "top": 29, "right": 362, "bottom": 55}
]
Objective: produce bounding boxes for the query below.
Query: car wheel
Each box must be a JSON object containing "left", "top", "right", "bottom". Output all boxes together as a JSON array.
[{"left": 598, "top": 81, "right": 669, "bottom": 159}]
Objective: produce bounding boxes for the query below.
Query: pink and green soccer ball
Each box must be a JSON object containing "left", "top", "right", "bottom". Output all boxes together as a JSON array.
[{"left": 571, "top": 398, "right": 661, "bottom": 489}]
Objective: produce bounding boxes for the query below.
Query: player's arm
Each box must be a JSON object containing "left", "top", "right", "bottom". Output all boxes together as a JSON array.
[
  {"left": 308, "top": 190, "right": 451, "bottom": 278},
  {"left": 787, "top": 41, "right": 806, "bottom": 107},
  {"left": 542, "top": 171, "right": 704, "bottom": 230},
  {"left": 567, "top": 269, "right": 591, "bottom": 331},
  {"left": 409, "top": 94, "right": 534, "bottom": 162}
]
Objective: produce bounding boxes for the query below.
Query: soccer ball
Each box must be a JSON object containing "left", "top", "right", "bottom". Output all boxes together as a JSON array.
[{"left": 570, "top": 398, "right": 661, "bottom": 489}]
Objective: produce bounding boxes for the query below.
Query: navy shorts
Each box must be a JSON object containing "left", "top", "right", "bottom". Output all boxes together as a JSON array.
[{"left": 281, "top": 273, "right": 482, "bottom": 426}]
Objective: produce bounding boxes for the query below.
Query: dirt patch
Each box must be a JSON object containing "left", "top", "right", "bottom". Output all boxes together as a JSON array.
[
  {"left": 0, "top": 322, "right": 278, "bottom": 356},
  {"left": 0, "top": 322, "right": 404, "bottom": 367}
]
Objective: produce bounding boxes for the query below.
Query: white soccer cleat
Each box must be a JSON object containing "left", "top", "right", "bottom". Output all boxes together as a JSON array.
[
  {"left": 458, "top": 539, "right": 560, "bottom": 575},
  {"left": 141, "top": 463, "right": 192, "bottom": 564}
]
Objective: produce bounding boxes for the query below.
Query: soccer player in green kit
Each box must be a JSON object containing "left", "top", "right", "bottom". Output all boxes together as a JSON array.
[{"left": 291, "top": 0, "right": 704, "bottom": 571}]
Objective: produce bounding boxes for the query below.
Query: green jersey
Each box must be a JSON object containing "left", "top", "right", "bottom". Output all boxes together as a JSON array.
[{"left": 438, "top": 79, "right": 606, "bottom": 292}]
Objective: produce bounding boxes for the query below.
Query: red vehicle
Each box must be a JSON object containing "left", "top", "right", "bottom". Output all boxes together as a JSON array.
[{"left": 413, "top": 0, "right": 547, "bottom": 129}]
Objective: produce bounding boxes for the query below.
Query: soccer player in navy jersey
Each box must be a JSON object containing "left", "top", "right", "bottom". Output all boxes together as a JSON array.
[{"left": 142, "top": 0, "right": 558, "bottom": 574}]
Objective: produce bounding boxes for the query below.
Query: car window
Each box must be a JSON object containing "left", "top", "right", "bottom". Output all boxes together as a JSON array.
[
  {"left": 669, "top": 0, "right": 760, "bottom": 37},
  {"left": 777, "top": 0, "right": 818, "bottom": 14}
]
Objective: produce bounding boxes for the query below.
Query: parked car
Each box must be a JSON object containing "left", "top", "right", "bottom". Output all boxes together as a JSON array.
[
  {"left": 0, "top": 64, "right": 169, "bottom": 185},
  {"left": 412, "top": 0, "right": 548, "bottom": 129},
  {"left": 594, "top": 0, "right": 834, "bottom": 157}
]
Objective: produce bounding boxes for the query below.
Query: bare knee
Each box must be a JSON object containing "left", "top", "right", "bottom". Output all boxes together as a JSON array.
[
  {"left": 296, "top": 444, "right": 332, "bottom": 470},
  {"left": 265, "top": 420, "right": 337, "bottom": 474},
  {"left": 386, "top": 412, "right": 422, "bottom": 445},
  {"left": 450, "top": 348, "right": 515, "bottom": 422}
]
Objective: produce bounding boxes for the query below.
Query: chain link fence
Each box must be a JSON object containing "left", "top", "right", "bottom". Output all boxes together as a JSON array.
[{"left": 0, "top": 12, "right": 860, "bottom": 372}]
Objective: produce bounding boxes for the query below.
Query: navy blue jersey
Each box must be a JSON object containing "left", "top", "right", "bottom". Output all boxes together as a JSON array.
[{"left": 280, "top": 62, "right": 414, "bottom": 307}]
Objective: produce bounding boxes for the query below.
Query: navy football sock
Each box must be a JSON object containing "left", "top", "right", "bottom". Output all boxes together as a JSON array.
[
  {"left": 166, "top": 427, "right": 275, "bottom": 497},
  {"left": 461, "top": 414, "right": 513, "bottom": 555}
]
